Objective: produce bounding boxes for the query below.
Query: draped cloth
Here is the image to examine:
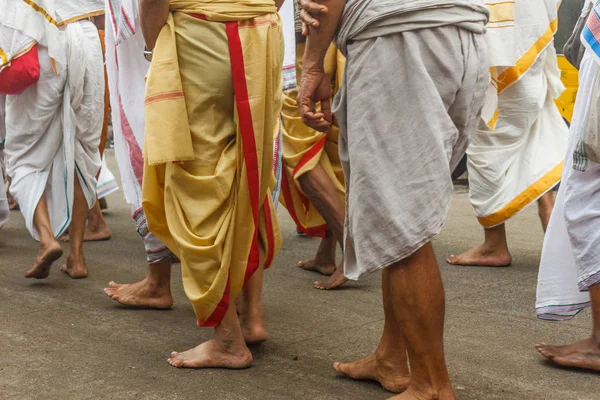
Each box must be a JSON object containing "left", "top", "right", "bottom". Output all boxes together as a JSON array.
[
  {"left": 536, "top": 51, "right": 600, "bottom": 320},
  {"left": 332, "top": 2, "right": 488, "bottom": 279},
  {"left": 142, "top": 1, "right": 283, "bottom": 326},
  {"left": 467, "top": 0, "right": 568, "bottom": 228},
  {"left": 0, "top": 0, "right": 104, "bottom": 72},
  {"left": 279, "top": 43, "right": 346, "bottom": 237},
  {"left": 97, "top": 157, "right": 119, "bottom": 200},
  {"left": 271, "top": 0, "right": 297, "bottom": 207},
  {"left": 4, "top": 19, "right": 103, "bottom": 240},
  {"left": 105, "top": 0, "right": 175, "bottom": 264}
]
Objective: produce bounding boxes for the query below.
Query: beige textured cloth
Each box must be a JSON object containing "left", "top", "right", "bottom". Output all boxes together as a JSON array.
[{"left": 334, "top": 25, "right": 488, "bottom": 279}]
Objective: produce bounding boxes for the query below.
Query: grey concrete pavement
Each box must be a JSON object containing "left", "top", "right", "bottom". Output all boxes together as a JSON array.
[{"left": 0, "top": 150, "right": 598, "bottom": 400}]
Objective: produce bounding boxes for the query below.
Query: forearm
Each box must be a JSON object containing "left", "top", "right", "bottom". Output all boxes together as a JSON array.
[
  {"left": 302, "top": 0, "right": 346, "bottom": 72},
  {"left": 275, "top": 0, "right": 284, "bottom": 11},
  {"left": 139, "top": 0, "right": 170, "bottom": 50}
]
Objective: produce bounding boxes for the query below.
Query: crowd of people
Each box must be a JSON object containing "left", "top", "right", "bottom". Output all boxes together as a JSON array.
[{"left": 1, "top": 0, "right": 599, "bottom": 399}]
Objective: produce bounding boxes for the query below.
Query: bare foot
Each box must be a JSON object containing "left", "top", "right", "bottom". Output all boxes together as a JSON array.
[
  {"left": 314, "top": 266, "right": 348, "bottom": 290},
  {"left": 334, "top": 354, "right": 410, "bottom": 393},
  {"left": 60, "top": 255, "right": 88, "bottom": 279},
  {"left": 61, "top": 224, "right": 111, "bottom": 242},
  {"left": 240, "top": 305, "right": 268, "bottom": 344},
  {"left": 25, "top": 241, "right": 63, "bottom": 279},
  {"left": 388, "top": 386, "right": 455, "bottom": 400},
  {"left": 104, "top": 279, "right": 173, "bottom": 309},
  {"left": 297, "top": 258, "right": 336, "bottom": 276},
  {"left": 536, "top": 338, "right": 600, "bottom": 372},
  {"left": 446, "top": 244, "right": 512, "bottom": 267},
  {"left": 167, "top": 339, "right": 252, "bottom": 369}
]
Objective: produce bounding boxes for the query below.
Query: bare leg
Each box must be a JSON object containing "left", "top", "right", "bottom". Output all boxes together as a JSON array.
[
  {"left": 537, "top": 191, "right": 555, "bottom": 233},
  {"left": 167, "top": 301, "right": 253, "bottom": 369},
  {"left": 297, "top": 230, "right": 337, "bottom": 276},
  {"left": 26, "top": 194, "right": 63, "bottom": 279},
  {"left": 389, "top": 242, "right": 454, "bottom": 400},
  {"left": 6, "top": 176, "right": 19, "bottom": 211},
  {"left": 61, "top": 198, "right": 111, "bottom": 242},
  {"left": 240, "top": 262, "right": 268, "bottom": 344},
  {"left": 446, "top": 223, "right": 512, "bottom": 267},
  {"left": 60, "top": 176, "right": 89, "bottom": 279},
  {"left": 536, "top": 283, "right": 600, "bottom": 371},
  {"left": 104, "top": 259, "right": 173, "bottom": 309},
  {"left": 298, "top": 164, "right": 348, "bottom": 290},
  {"left": 334, "top": 268, "right": 410, "bottom": 393}
]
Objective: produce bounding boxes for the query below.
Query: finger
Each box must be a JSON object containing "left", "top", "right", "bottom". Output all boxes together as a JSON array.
[
  {"left": 300, "top": 9, "right": 320, "bottom": 28},
  {"left": 302, "top": 119, "right": 331, "bottom": 133},
  {"left": 302, "top": 22, "right": 308, "bottom": 37},
  {"left": 299, "top": 102, "right": 317, "bottom": 120},
  {"left": 302, "top": 111, "right": 326, "bottom": 121},
  {"left": 301, "top": 113, "right": 332, "bottom": 133},
  {"left": 320, "top": 98, "right": 332, "bottom": 123},
  {"left": 302, "top": 1, "right": 328, "bottom": 15}
]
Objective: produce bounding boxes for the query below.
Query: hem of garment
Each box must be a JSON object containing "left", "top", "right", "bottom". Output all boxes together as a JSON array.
[
  {"left": 345, "top": 225, "right": 443, "bottom": 281},
  {"left": 578, "top": 269, "right": 600, "bottom": 291},
  {"left": 476, "top": 162, "right": 563, "bottom": 228},
  {"left": 291, "top": 135, "right": 327, "bottom": 178},
  {"left": 536, "top": 301, "right": 592, "bottom": 321},
  {"left": 280, "top": 171, "right": 328, "bottom": 238}
]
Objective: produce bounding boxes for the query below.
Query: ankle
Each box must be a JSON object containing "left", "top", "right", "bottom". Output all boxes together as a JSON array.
[
  {"left": 67, "top": 251, "right": 84, "bottom": 263},
  {"left": 590, "top": 333, "right": 600, "bottom": 347},
  {"left": 145, "top": 277, "right": 171, "bottom": 294},
  {"left": 408, "top": 382, "right": 453, "bottom": 400}
]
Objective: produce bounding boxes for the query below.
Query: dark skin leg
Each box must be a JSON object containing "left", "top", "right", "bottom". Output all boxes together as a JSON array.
[
  {"left": 167, "top": 300, "right": 252, "bottom": 369},
  {"left": 334, "top": 268, "right": 411, "bottom": 393},
  {"left": 447, "top": 191, "right": 555, "bottom": 267},
  {"left": 297, "top": 230, "right": 337, "bottom": 276},
  {"left": 537, "top": 191, "right": 555, "bottom": 233},
  {"left": 104, "top": 260, "right": 173, "bottom": 309},
  {"left": 26, "top": 194, "right": 63, "bottom": 279},
  {"left": 388, "top": 243, "right": 454, "bottom": 400},
  {"left": 536, "top": 283, "right": 600, "bottom": 372},
  {"left": 240, "top": 261, "right": 268, "bottom": 344},
  {"left": 298, "top": 163, "right": 347, "bottom": 290},
  {"left": 61, "top": 199, "right": 111, "bottom": 242},
  {"left": 446, "top": 224, "right": 512, "bottom": 267},
  {"left": 60, "top": 176, "right": 89, "bottom": 279}
]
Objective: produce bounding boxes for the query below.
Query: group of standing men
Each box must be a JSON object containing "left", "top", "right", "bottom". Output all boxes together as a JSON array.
[{"left": 1, "top": 0, "right": 600, "bottom": 399}]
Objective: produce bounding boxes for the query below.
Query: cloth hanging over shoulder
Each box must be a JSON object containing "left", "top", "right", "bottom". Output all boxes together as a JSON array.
[{"left": 144, "top": 0, "right": 277, "bottom": 165}]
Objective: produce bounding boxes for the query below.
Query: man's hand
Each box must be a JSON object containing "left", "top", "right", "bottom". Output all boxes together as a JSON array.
[
  {"left": 296, "top": 0, "right": 329, "bottom": 35},
  {"left": 298, "top": 67, "right": 333, "bottom": 132}
]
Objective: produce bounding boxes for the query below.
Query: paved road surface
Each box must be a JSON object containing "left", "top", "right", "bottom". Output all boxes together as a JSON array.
[{"left": 0, "top": 151, "right": 598, "bottom": 399}]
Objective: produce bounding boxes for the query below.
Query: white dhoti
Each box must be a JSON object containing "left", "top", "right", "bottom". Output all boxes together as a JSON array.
[
  {"left": 105, "top": 0, "right": 174, "bottom": 264},
  {"left": 5, "top": 20, "right": 103, "bottom": 240},
  {"left": 536, "top": 51, "right": 600, "bottom": 320},
  {"left": 468, "top": 0, "right": 568, "bottom": 228},
  {"left": 97, "top": 157, "right": 119, "bottom": 200}
]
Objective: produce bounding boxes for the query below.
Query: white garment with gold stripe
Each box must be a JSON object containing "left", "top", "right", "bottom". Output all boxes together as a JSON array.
[{"left": 467, "top": 0, "right": 568, "bottom": 228}]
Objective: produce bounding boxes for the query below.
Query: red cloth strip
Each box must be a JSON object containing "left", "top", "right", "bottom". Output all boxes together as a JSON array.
[
  {"left": 281, "top": 172, "right": 328, "bottom": 238},
  {"left": 292, "top": 135, "right": 327, "bottom": 177},
  {"left": 225, "top": 20, "right": 261, "bottom": 283},
  {"left": 199, "top": 17, "right": 264, "bottom": 326}
]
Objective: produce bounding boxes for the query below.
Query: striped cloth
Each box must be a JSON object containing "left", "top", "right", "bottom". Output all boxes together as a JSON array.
[
  {"left": 582, "top": 0, "right": 600, "bottom": 64},
  {"left": 107, "top": 0, "right": 136, "bottom": 44},
  {"left": 574, "top": 0, "right": 600, "bottom": 172}
]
